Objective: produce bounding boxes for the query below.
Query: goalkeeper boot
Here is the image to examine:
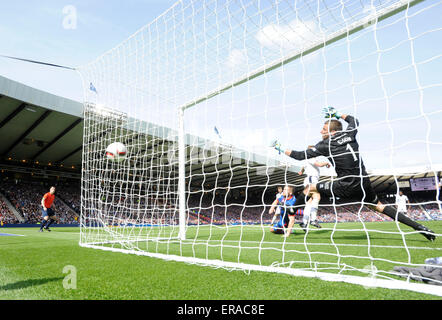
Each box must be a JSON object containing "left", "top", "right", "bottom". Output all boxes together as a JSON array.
[
  {"left": 310, "top": 221, "right": 322, "bottom": 229},
  {"left": 45, "top": 227, "right": 51, "bottom": 232},
  {"left": 416, "top": 225, "right": 436, "bottom": 241}
]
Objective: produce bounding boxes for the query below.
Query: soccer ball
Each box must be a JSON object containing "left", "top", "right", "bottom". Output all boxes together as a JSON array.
[{"left": 106, "top": 142, "right": 127, "bottom": 162}]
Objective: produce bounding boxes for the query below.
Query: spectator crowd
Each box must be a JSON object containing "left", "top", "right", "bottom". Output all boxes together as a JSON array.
[
  {"left": 0, "top": 180, "right": 80, "bottom": 225},
  {"left": 0, "top": 179, "right": 441, "bottom": 227}
]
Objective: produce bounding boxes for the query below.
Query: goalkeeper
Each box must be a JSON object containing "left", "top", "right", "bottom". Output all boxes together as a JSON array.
[{"left": 271, "top": 106, "right": 436, "bottom": 241}]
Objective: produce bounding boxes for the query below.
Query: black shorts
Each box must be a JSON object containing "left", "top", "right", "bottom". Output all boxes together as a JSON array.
[
  {"left": 316, "top": 177, "right": 378, "bottom": 205},
  {"left": 41, "top": 207, "right": 55, "bottom": 217}
]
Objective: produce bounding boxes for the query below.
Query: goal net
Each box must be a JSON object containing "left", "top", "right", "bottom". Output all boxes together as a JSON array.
[{"left": 78, "top": 0, "right": 442, "bottom": 296}]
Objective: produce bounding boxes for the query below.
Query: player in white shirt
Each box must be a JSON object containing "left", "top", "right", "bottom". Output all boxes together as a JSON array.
[
  {"left": 298, "top": 155, "right": 331, "bottom": 230},
  {"left": 271, "top": 186, "right": 283, "bottom": 225},
  {"left": 395, "top": 191, "right": 409, "bottom": 214}
]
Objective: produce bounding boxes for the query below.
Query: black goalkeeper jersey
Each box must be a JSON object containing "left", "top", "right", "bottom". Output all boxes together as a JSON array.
[{"left": 289, "top": 115, "right": 368, "bottom": 179}]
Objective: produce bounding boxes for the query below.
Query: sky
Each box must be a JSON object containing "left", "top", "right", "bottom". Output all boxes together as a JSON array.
[
  {"left": 1, "top": 0, "right": 441, "bottom": 172},
  {"left": 0, "top": 0, "right": 178, "bottom": 102}
]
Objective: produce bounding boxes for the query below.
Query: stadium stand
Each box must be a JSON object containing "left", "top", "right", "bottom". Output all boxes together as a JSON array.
[
  {"left": 0, "top": 175, "right": 440, "bottom": 227},
  {"left": 185, "top": 192, "right": 441, "bottom": 226},
  {"left": 0, "top": 197, "right": 19, "bottom": 224},
  {"left": 0, "top": 180, "right": 79, "bottom": 224}
]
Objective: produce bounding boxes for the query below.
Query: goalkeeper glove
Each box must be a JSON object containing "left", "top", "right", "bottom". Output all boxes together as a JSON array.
[
  {"left": 270, "top": 139, "right": 284, "bottom": 154},
  {"left": 322, "top": 106, "right": 342, "bottom": 119}
]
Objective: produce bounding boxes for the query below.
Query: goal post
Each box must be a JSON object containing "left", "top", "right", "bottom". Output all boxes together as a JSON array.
[
  {"left": 78, "top": 0, "right": 442, "bottom": 297},
  {"left": 178, "top": 107, "right": 187, "bottom": 241}
]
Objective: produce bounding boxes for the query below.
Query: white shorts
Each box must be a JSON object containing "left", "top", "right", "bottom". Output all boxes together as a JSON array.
[
  {"left": 275, "top": 206, "right": 281, "bottom": 215},
  {"left": 304, "top": 176, "right": 319, "bottom": 187}
]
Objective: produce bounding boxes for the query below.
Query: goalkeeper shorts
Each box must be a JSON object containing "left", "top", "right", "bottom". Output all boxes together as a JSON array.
[{"left": 316, "top": 177, "right": 378, "bottom": 204}]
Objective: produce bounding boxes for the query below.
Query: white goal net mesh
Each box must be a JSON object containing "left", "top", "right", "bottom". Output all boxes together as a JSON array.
[{"left": 78, "top": 0, "right": 442, "bottom": 296}]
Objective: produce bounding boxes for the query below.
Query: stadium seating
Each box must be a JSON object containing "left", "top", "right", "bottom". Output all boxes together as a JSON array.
[
  {"left": 0, "top": 198, "right": 19, "bottom": 224},
  {"left": 0, "top": 181, "right": 79, "bottom": 224},
  {"left": 0, "top": 179, "right": 440, "bottom": 226}
]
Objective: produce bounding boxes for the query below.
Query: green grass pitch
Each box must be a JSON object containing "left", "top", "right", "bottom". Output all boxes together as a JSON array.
[{"left": 0, "top": 221, "right": 441, "bottom": 300}]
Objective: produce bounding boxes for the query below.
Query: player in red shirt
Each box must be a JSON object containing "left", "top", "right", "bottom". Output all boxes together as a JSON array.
[{"left": 39, "top": 186, "right": 58, "bottom": 232}]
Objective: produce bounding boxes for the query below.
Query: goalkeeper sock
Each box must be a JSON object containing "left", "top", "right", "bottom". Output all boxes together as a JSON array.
[{"left": 382, "top": 206, "right": 421, "bottom": 230}]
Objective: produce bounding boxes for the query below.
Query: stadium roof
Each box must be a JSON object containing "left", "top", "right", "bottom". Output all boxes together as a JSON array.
[
  {"left": 0, "top": 75, "right": 83, "bottom": 177},
  {"left": 0, "top": 74, "right": 440, "bottom": 193}
]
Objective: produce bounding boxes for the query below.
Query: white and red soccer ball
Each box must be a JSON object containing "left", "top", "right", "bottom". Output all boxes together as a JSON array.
[{"left": 106, "top": 142, "right": 127, "bottom": 162}]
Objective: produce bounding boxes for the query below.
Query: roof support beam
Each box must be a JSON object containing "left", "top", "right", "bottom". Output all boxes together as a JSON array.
[
  {"left": 56, "top": 145, "right": 82, "bottom": 163},
  {"left": 0, "top": 103, "right": 27, "bottom": 129},
  {"left": 369, "top": 175, "right": 386, "bottom": 185},
  {"left": 379, "top": 175, "right": 405, "bottom": 193},
  {"left": 31, "top": 118, "right": 82, "bottom": 160},
  {"left": 2, "top": 110, "right": 51, "bottom": 156},
  {"left": 371, "top": 175, "right": 392, "bottom": 190}
]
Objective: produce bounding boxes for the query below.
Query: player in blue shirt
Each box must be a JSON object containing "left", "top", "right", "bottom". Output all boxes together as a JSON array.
[{"left": 269, "top": 185, "right": 297, "bottom": 237}]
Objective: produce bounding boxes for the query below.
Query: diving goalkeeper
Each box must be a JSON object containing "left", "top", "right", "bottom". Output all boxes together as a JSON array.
[{"left": 271, "top": 106, "right": 436, "bottom": 241}]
